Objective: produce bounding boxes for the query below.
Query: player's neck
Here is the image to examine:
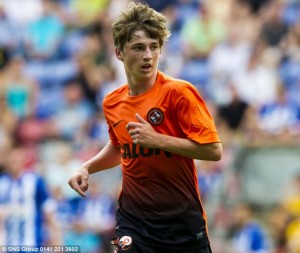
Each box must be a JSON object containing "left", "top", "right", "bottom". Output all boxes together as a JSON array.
[{"left": 127, "top": 71, "right": 158, "bottom": 96}]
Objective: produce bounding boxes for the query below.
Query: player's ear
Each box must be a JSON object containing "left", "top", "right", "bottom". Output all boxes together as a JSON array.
[{"left": 116, "top": 48, "right": 124, "bottom": 61}]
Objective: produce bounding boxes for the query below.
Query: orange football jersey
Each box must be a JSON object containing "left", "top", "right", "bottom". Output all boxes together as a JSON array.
[{"left": 102, "top": 71, "right": 221, "bottom": 248}]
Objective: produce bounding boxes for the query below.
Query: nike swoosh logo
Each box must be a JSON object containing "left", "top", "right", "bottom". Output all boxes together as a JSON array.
[{"left": 113, "top": 120, "right": 123, "bottom": 127}]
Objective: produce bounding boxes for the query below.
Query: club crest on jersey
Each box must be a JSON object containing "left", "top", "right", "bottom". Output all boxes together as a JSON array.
[
  {"left": 119, "top": 236, "right": 132, "bottom": 250},
  {"left": 147, "top": 108, "right": 164, "bottom": 126},
  {"left": 111, "top": 236, "right": 133, "bottom": 252}
]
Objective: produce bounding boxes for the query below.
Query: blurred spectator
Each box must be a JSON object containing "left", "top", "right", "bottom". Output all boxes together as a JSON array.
[
  {"left": 51, "top": 182, "right": 77, "bottom": 223},
  {"left": 23, "top": 0, "right": 65, "bottom": 61},
  {"left": 0, "top": 94, "right": 13, "bottom": 171},
  {"left": 1, "top": 0, "right": 42, "bottom": 25},
  {"left": 276, "top": 173, "right": 300, "bottom": 253},
  {"left": 157, "top": 4, "right": 185, "bottom": 78},
  {"left": 77, "top": 28, "right": 111, "bottom": 67},
  {"left": 52, "top": 78, "right": 95, "bottom": 141},
  {"left": 267, "top": 204, "right": 290, "bottom": 253},
  {"left": 144, "top": 0, "right": 178, "bottom": 12},
  {"left": 281, "top": 173, "right": 300, "bottom": 253},
  {"left": 95, "top": 66, "right": 122, "bottom": 110},
  {"left": 68, "top": 0, "right": 109, "bottom": 29},
  {"left": 227, "top": 0, "right": 262, "bottom": 45},
  {"left": 64, "top": 221, "right": 101, "bottom": 253},
  {"left": 282, "top": 173, "right": 300, "bottom": 218},
  {"left": 0, "top": 144, "right": 61, "bottom": 246},
  {"left": 205, "top": 0, "right": 232, "bottom": 24},
  {"left": 15, "top": 114, "right": 57, "bottom": 145},
  {"left": 285, "top": 215, "right": 300, "bottom": 253},
  {"left": 0, "top": 1, "right": 22, "bottom": 66},
  {"left": 279, "top": 23, "right": 300, "bottom": 106},
  {"left": 179, "top": 1, "right": 226, "bottom": 90},
  {"left": 86, "top": 111, "right": 110, "bottom": 147},
  {"left": 74, "top": 29, "right": 113, "bottom": 110},
  {"left": 180, "top": 2, "right": 226, "bottom": 60},
  {"left": 106, "top": 0, "right": 130, "bottom": 21},
  {"left": 0, "top": 46, "right": 9, "bottom": 70},
  {"left": 282, "top": 0, "right": 300, "bottom": 27},
  {"left": 52, "top": 176, "right": 116, "bottom": 253},
  {"left": 257, "top": 85, "right": 300, "bottom": 142},
  {"left": 231, "top": 44, "right": 279, "bottom": 108},
  {"left": 208, "top": 24, "right": 252, "bottom": 105},
  {"left": 2, "top": 54, "right": 38, "bottom": 119},
  {"left": 0, "top": 90, "right": 17, "bottom": 138},
  {"left": 79, "top": 178, "right": 116, "bottom": 232},
  {"left": 77, "top": 178, "right": 116, "bottom": 253},
  {"left": 259, "top": 0, "right": 288, "bottom": 48},
  {"left": 196, "top": 159, "right": 223, "bottom": 204},
  {"left": 44, "top": 141, "right": 82, "bottom": 201},
  {"left": 229, "top": 203, "right": 270, "bottom": 253},
  {"left": 217, "top": 84, "right": 250, "bottom": 132},
  {"left": 242, "top": 0, "right": 269, "bottom": 14}
]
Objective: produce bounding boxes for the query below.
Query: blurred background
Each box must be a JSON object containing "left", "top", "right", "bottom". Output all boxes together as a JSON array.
[{"left": 0, "top": 0, "right": 300, "bottom": 252}]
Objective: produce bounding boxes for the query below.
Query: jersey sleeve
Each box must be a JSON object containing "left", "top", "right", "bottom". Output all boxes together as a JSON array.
[
  {"left": 107, "top": 123, "right": 119, "bottom": 146},
  {"left": 174, "top": 84, "right": 221, "bottom": 144},
  {"left": 102, "top": 95, "right": 120, "bottom": 147}
]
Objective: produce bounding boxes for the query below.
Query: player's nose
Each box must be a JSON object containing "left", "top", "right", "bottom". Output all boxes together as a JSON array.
[{"left": 143, "top": 47, "right": 152, "bottom": 60}]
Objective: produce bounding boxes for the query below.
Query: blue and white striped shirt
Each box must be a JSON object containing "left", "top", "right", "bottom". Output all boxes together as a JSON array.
[{"left": 0, "top": 171, "right": 52, "bottom": 246}]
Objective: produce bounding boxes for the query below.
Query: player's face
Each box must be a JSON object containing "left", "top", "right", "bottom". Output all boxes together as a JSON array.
[
  {"left": 6, "top": 148, "right": 25, "bottom": 177},
  {"left": 116, "top": 30, "right": 161, "bottom": 83}
]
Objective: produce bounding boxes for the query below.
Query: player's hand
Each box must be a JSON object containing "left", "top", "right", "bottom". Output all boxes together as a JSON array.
[
  {"left": 126, "top": 113, "right": 160, "bottom": 148},
  {"left": 68, "top": 167, "right": 89, "bottom": 198}
]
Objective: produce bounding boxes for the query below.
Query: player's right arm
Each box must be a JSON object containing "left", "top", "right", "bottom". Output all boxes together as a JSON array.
[{"left": 68, "top": 140, "right": 121, "bottom": 197}]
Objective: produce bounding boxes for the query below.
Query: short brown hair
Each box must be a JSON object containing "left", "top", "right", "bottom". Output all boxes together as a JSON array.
[{"left": 112, "top": 2, "right": 171, "bottom": 51}]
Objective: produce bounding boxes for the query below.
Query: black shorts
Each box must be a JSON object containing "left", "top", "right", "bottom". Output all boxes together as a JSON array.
[{"left": 111, "top": 236, "right": 213, "bottom": 253}]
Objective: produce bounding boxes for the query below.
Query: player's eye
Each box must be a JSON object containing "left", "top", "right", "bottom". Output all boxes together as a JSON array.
[
  {"left": 133, "top": 46, "right": 142, "bottom": 51},
  {"left": 151, "top": 45, "right": 159, "bottom": 51}
]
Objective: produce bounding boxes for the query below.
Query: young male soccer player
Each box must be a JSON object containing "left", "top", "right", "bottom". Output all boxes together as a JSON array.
[{"left": 68, "top": 2, "right": 222, "bottom": 253}]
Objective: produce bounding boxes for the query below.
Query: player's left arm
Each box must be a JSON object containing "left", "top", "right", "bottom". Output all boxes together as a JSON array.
[{"left": 127, "top": 113, "right": 222, "bottom": 161}]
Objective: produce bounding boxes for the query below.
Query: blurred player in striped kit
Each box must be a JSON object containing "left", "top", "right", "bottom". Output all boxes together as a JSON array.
[{"left": 0, "top": 144, "right": 60, "bottom": 247}]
